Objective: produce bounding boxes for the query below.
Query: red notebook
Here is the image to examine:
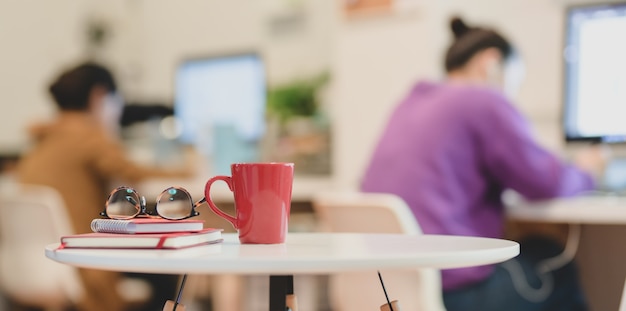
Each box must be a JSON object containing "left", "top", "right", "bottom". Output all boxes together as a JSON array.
[
  {"left": 90, "top": 218, "right": 204, "bottom": 234},
  {"left": 60, "top": 228, "right": 223, "bottom": 249}
]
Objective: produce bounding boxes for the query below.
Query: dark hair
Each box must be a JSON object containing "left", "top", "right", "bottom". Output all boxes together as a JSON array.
[
  {"left": 48, "top": 62, "right": 117, "bottom": 111},
  {"left": 444, "top": 17, "right": 514, "bottom": 72}
]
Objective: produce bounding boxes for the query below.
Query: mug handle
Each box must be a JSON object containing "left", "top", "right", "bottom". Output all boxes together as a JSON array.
[{"left": 204, "top": 176, "right": 238, "bottom": 229}]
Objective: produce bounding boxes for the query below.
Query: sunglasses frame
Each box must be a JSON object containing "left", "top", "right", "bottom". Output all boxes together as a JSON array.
[{"left": 100, "top": 186, "right": 204, "bottom": 220}]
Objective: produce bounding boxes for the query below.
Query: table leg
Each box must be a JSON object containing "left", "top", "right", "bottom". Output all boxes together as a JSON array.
[
  {"left": 269, "top": 275, "right": 294, "bottom": 311},
  {"left": 163, "top": 274, "right": 188, "bottom": 311}
]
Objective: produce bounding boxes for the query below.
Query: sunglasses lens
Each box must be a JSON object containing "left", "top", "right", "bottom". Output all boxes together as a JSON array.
[
  {"left": 156, "top": 187, "right": 192, "bottom": 220},
  {"left": 106, "top": 188, "right": 141, "bottom": 219}
]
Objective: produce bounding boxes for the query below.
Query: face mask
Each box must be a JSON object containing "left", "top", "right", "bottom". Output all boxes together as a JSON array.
[
  {"left": 99, "top": 92, "right": 124, "bottom": 136},
  {"left": 503, "top": 57, "right": 526, "bottom": 98}
]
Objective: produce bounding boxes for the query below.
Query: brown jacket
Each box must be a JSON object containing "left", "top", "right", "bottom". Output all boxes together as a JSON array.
[
  {"left": 17, "top": 112, "right": 189, "bottom": 234},
  {"left": 17, "top": 112, "right": 188, "bottom": 311}
]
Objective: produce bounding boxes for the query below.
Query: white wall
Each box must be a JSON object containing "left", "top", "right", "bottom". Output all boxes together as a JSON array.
[
  {"left": 83, "top": 0, "right": 335, "bottom": 101},
  {"left": 0, "top": 0, "right": 91, "bottom": 151},
  {"left": 122, "top": 0, "right": 265, "bottom": 101},
  {"left": 330, "top": 4, "right": 440, "bottom": 188}
]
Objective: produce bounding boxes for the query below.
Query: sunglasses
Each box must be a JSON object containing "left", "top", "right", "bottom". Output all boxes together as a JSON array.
[{"left": 100, "top": 186, "right": 205, "bottom": 220}]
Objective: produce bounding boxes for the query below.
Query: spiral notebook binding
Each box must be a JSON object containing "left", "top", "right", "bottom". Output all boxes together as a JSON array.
[{"left": 90, "top": 219, "right": 131, "bottom": 233}]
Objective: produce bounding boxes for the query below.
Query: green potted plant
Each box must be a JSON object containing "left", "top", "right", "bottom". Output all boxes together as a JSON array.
[
  {"left": 265, "top": 73, "right": 331, "bottom": 174},
  {"left": 267, "top": 73, "right": 329, "bottom": 134}
]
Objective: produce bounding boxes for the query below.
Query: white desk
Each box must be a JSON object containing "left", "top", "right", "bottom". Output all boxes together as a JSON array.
[
  {"left": 505, "top": 195, "right": 626, "bottom": 266},
  {"left": 506, "top": 195, "right": 626, "bottom": 311},
  {"left": 506, "top": 195, "right": 626, "bottom": 224},
  {"left": 46, "top": 233, "right": 519, "bottom": 310}
]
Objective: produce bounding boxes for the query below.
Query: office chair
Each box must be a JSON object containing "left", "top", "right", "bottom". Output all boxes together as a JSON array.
[
  {"left": 0, "top": 182, "right": 150, "bottom": 310},
  {"left": 0, "top": 182, "right": 84, "bottom": 309},
  {"left": 312, "top": 191, "right": 447, "bottom": 311}
]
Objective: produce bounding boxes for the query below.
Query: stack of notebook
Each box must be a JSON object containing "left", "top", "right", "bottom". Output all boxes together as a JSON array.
[{"left": 59, "top": 218, "right": 222, "bottom": 249}]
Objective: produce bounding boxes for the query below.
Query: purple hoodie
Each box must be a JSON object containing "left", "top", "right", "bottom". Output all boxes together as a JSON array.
[{"left": 361, "top": 81, "right": 594, "bottom": 291}]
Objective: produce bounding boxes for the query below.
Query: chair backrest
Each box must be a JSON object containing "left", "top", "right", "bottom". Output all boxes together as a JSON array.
[
  {"left": 313, "top": 191, "right": 446, "bottom": 311},
  {"left": 313, "top": 192, "right": 422, "bottom": 234},
  {"left": 0, "top": 182, "right": 83, "bottom": 309}
]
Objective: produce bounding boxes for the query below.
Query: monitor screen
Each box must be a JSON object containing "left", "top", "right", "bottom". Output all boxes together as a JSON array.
[
  {"left": 563, "top": 3, "right": 626, "bottom": 142},
  {"left": 174, "top": 54, "right": 266, "bottom": 153}
]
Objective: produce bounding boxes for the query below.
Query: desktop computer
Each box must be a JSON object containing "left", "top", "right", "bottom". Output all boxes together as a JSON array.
[
  {"left": 562, "top": 3, "right": 626, "bottom": 143},
  {"left": 562, "top": 3, "right": 626, "bottom": 191},
  {"left": 174, "top": 53, "right": 266, "bottom": 174}
]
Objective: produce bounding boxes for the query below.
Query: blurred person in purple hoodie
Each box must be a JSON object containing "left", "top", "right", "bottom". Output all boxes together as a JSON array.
[{"left": 361, "top": 17, "right": 607, "bottom": 311}]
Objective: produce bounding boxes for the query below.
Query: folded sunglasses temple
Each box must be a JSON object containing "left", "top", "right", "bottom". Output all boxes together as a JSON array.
[{"left": 190, "top": 197, "right": 207, "bottom": 217}]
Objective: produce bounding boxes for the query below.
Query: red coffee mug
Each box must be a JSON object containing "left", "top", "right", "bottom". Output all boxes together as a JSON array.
[{"left": 204, "top": 162, "right": 294, "bottom": 244}]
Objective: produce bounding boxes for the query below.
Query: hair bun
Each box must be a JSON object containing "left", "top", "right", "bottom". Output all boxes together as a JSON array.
[{"left": 450, "top": 17, "right": 471, "bottom": 38}]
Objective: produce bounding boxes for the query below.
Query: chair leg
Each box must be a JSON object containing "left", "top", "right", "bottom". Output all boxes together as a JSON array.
[{"left": 211, "top": 275, "right": 244, "bottom": 311}]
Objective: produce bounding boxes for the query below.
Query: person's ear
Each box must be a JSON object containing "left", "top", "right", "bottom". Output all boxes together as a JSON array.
[
  {"left": 479, "top": 48, "right": 503, "bottom": 79},
  {"left": 87, "top": 85, "right": 108, "bottom": 112},
  {"left": 471, "top": 48, "right": 504, "bottom": 87}
]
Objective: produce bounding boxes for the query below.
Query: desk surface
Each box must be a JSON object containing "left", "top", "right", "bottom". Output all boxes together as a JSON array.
[
  {"left": 45, "top": 233, "right": 519, "bottom": 275},
  {"left": 506, "top": 195, "right": 626, "bottom": 224}
]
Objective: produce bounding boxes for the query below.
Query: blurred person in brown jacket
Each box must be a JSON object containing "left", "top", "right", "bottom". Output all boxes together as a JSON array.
[{"left": 17, "top": 62, "right": 192, "bottom": 311}]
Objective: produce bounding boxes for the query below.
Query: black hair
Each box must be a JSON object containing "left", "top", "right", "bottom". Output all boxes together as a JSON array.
[
  {"left": 48, "top": 62, "right": 117, "bottom": 111},
  {"left": 444, "top": 17, "right": 514, "bottom": 72}
]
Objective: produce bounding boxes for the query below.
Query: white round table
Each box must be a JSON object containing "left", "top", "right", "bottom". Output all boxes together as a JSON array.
[{"left": 46, "top": 233, "right": 519, "bottom": 311}]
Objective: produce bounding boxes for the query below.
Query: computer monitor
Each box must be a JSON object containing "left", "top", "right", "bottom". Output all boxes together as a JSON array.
[
  {"left": 563, "top": 3, "right": 626, "bottom": 143},
  {"left": 174, "top": 53, "right": 266, "bottom": 172}
]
